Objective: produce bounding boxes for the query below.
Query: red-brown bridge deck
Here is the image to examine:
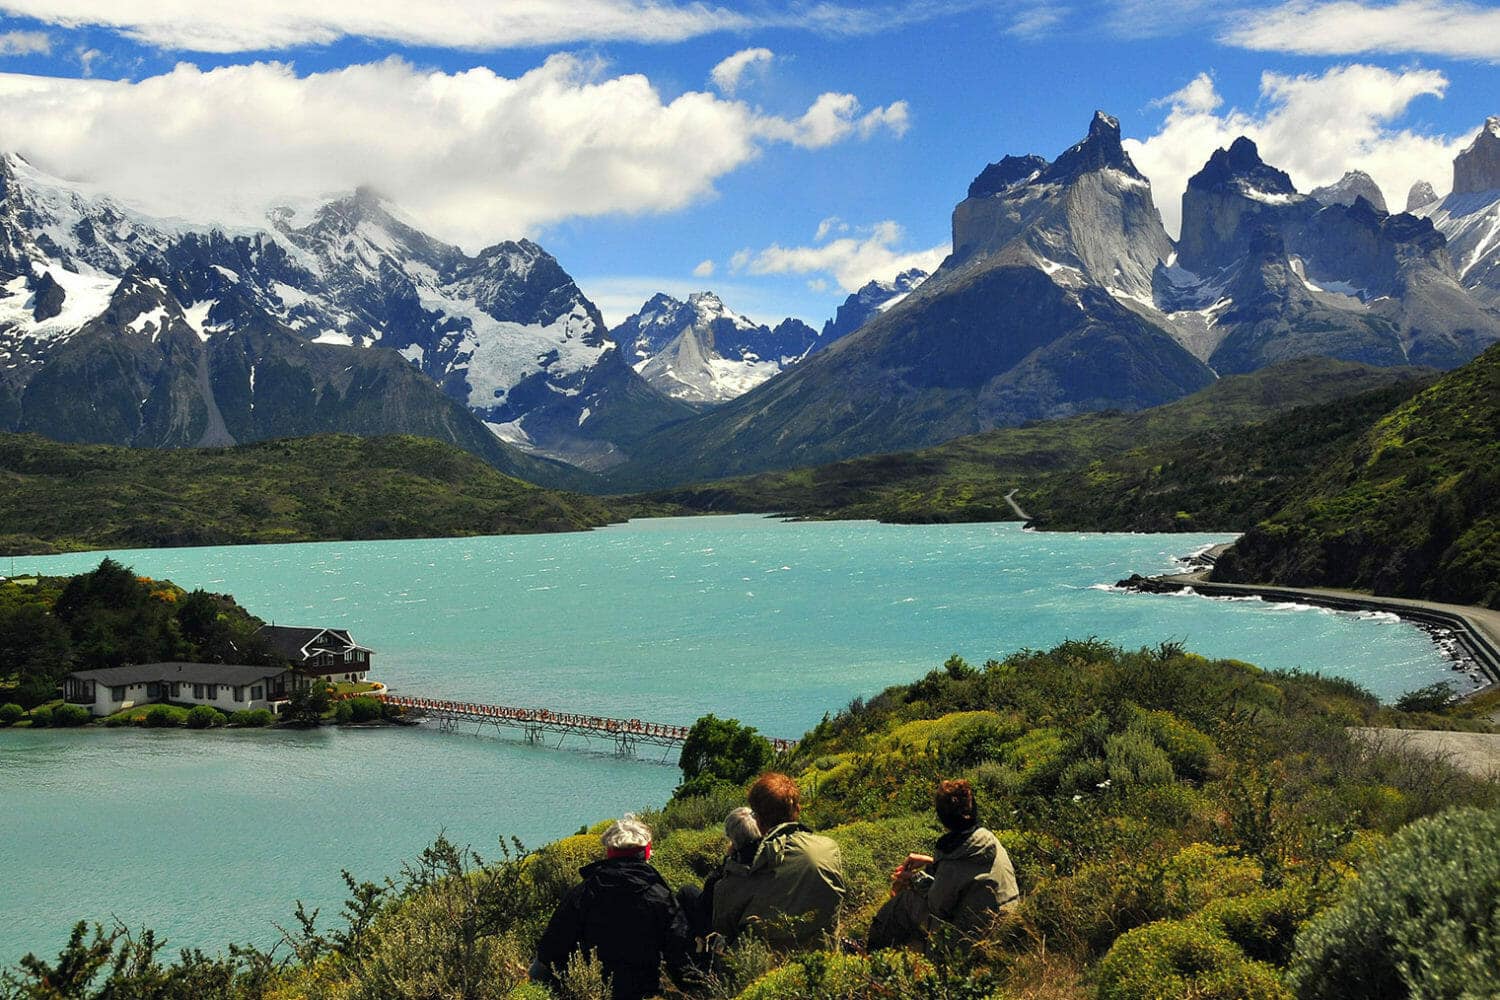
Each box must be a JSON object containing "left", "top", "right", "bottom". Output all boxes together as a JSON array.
[{"left": 377, "top": 694, "right": 796, "bottom": 757}]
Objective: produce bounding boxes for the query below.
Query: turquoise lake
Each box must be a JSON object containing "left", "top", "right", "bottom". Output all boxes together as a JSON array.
[{"left": 0, "top": 515, "right": 1461, "bottom": 961}]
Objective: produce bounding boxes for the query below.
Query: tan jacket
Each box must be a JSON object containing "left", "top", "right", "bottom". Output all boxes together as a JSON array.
[
  {"left": 911, "top": 825, "right": 1019, "bottom": 936},
  {"left": 711, "top": 822, "right": 847, "bottom": 946}
]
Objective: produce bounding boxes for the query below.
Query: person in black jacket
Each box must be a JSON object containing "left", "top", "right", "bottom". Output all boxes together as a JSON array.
[{"left": 533, "top": 815, "right": 690, "bottom": 1000}]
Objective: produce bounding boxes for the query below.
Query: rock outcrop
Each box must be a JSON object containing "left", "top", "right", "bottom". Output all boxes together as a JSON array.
[
  {"left": 1406, "top": 180, "right": 1438, "bottom": 212},
  {"left": 1452, "top": 117, "right": 1500, "bottom": 195},
  {"left": 1311, "top": 170, "right": 1388, "bottom": 214}
]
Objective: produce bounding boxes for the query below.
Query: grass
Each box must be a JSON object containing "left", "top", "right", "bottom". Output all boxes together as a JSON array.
[
  {"left": 102, "top": 702, "right": 192, "bottom": 726},
  {"left": 628, "top": 359, "right": 1432, "bottom": 530},
  {"left": 332, "top": 681, "right": 382, "bottom": 695},
  {"left": 0, "top": 432, "right": 646, "bottom": 555}
]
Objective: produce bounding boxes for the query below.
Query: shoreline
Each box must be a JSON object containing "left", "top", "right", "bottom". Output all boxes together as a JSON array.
[{"left": 1119, "top": 568, "right": 1500, "bottom": 698}]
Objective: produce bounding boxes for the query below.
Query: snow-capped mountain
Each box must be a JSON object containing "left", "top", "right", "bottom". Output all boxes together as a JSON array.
[
  {"left": 950, "top": 111, "right": 1173, "bottom": 302},
  {"left": 604, "top": 112, "right": 1220, "bottom": 488},
  {"left": 1159, "top": 136, "right": 1499, "bottom": 371},
  {"left": 0, "top": 155, "right": 689, "bottom": 472},
  {"left": 612, "top": 291, "right": 818, "bottom": 405},
  {"left": 604, "top": 111, "right": 1500, "bottom": 491},
  {"left": 1418, "top": 117, "right": 1500, "bottom": 308},
  {"left": 819, "top": 269, "right": 928, "bottom": 345},
  {"left": 1310, "top": 170, "right": 1388, "bottom": 213}
]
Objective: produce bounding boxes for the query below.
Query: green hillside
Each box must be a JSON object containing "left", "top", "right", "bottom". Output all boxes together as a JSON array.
[
  {"left": 637, "top": 360, "right": 1432, "bottom": 527},
  {"left": 0, "top": 433, "right": 643, "bottom": 554},
  {"left": 13, "top": 642, "right": 1498, "bottom": 998},
  {"left": 1215, "top": 343, "right": 1500, "bottom": 608}
]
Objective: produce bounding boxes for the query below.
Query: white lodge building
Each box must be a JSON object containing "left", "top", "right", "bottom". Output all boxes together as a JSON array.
[{"left": 64, "top": 663, "right": 293, "bottom": 717}]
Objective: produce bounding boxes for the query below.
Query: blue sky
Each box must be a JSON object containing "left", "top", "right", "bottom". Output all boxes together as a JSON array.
[{"left": 0, "top": 1, "right": 1495, "bottom": 326}]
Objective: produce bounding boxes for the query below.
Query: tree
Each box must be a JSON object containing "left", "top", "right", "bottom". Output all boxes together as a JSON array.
[
  {"left": 0, "top": 603, "right": 73, "bottom": 707},
  {"left": 676, "top": 714, "right": 775, "bottom": 798},
  {"left": 286, "top": 682, "right": 331, "bottom": 726}
]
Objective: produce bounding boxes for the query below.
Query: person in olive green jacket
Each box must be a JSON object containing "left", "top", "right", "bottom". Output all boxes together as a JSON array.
[
  {"left": 868, "top": 779, "right": 1019, "bottom": 950},
  {"left": 711, "top": 772, "right": 847, "bottom": 947}
]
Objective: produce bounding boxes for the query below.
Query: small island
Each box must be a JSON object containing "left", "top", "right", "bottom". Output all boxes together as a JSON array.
[{"left": 0, "top": 558, "right": 394, "bottom": 730}]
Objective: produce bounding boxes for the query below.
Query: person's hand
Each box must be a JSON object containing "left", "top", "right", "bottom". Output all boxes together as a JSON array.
[{"left": 889, "top": 853, "right": 934, "bottom": 893}]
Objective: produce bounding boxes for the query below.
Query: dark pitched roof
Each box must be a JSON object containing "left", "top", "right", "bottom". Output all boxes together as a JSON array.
[
  {"left": 255, "top": 625, "right": 371, "bottom": 663},
  {"left": 68, "top": 663, "right": 290, "bottom": 686}
]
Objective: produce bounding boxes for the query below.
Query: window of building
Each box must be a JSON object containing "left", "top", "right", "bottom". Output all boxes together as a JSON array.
[
  {"left": 111, "top": 686, "right": 126, "bottom": 701},
  {"left": 206, "top": 684, "right": 217, "bottom": 700},
  {"left": 193, "top": 684, "right": 205, "bottom": 699},
  {"left": 251, "top": 685, "right": 263, "bottom": 700}
]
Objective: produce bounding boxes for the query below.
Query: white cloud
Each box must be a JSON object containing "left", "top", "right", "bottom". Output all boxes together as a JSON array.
[
  {"left": 0, "top": 56, "right": 909, "bottom": 250},
  {"left": 75, "top": 46, "right": 101, "bottom": 76},
  {"left": 1103, "top": 0, "right": 1215, "bottom": 38},
  {"left": 1006, "top": 3, "right": 1070, "bottom": 37},
  {"left": 1126, "top": 65, "right": 1467, "bottom": 237},
  {"left": 0, "top": 0, "right": 980, "bottom": 53},
  {"left": 0, "top": 30, "right": 50, "bottom": 55},
  {"left": 1224, "top": 1, "right": 1500, "bottom": 62},
  {"left": 710, "top": 47, "right": 773, "bottom": 95},
  {"left": 692, "top": 258, "right": 715, "bottom": 277},
  {"left": 756, "top": 93, "right": 911, "bottom": 149},
  {"left": 733, "top": 220, "right": 948, "bottom": 292},
  {"left": 814, "top": 216, "right": 847, "bottom": 240}
]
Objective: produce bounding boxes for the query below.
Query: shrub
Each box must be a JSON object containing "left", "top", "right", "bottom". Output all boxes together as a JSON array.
[
  {"left": 0, "top": 703, "right": 23, "bottom": 726},
  {"left": 51, "top": 703, "right": 91, "bottom": 727},
  {"left": 145, "top": 705, "right": 179, "bottom": 728},
  {"left": 229, "top": 708, "right": 274, "bottom": 727},
  {"left": 1289, "top": 806, "right": 1500, "bottom": 999},
  {"left": 347, "top": 696, "right": 383, "bottom": 723},
  {"left": 650, "top": 826, "right": 728, "bottom": 892},
  {"left": 1127, "top": 708, "right": 1218, "bottom": 782},
  {"left": 1095, "top": 919, "right": 1292, "bottom": 1000},
  {"left": 1198, "top": 884, "right": 1317, "bottom": 966},
  {"left": 1393, "top": 680, "right": 1456, "bottom": 713},
  {"left": 185, "top": 705, "right": 224, "bottom": 729},
  {"left": 638, "top": 781, "right": 745, "bottom": 838},
  {"left": 333, "top": 700, "right": 354, "bottom": 724},
  {"left": 1105, "top": 730, "right": 1176, "bottom": 789},
  {"left": 1160, "top": 844, "right": 1263, "bottom": 917},
  {"left": 29, "top": 705, "right": 54, "bottom": 727}
]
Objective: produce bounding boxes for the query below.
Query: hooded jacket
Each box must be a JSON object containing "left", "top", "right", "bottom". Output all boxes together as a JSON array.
[
  {"left": 710, "top": 821, "right": 847, "bottom": 946},
  {"left": 910, "top": 825, "right": 1019, "bottom": 936},
  {"left": 536, "top": 857, "right": 690, "bottom": 1000}
]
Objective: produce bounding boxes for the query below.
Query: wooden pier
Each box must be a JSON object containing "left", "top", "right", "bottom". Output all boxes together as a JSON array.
[{"left": 376, "top": 694, "right": 797, "bottom": 759}]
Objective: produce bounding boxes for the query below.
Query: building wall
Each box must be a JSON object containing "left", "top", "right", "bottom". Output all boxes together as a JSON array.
[{"left": 84, "top": 678, "right": 287, "bottom": 717}]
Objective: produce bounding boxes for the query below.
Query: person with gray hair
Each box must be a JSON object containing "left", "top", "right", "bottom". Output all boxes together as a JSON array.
[
  {"left": 678, "top": 806, "right": 764, "bottom": 944},
  {"left": 534, "top": 815, "right": 690, "bottom": 1000}
]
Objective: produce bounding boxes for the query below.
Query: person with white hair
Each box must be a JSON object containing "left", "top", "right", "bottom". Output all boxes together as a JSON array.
[
  {"left": 534, "top": 815, "right": 690, "bottom": 1000},
  {"left": 678, "top": 806, "right": 764, "bottom": 942}
]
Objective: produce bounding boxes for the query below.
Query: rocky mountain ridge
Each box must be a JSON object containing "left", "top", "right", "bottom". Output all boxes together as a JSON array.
[
  {"left": 0, "top": 155, "right": 692, "bottom": 474},
  {"left": 611, "top": 291, "right": 818, "bottom": 405},
  {"left": 1415, "top": 117, "right": 1500, "bottom": 309},
  {"left": 601, "top": 111, "right": 1500, "bottom": 491},
  {"left": 818, "top": 268, "right": 929, "bottom": 345}
]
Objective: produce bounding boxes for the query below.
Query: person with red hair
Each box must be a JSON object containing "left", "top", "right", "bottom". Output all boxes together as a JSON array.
[
  {"left": 711, "top": 772, "right": 847, "bottom": 946},
  {"left": 868, "top": 779, "right": 1019, "bottom": 950}
]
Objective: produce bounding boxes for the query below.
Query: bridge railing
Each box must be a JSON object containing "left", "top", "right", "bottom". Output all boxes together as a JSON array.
[{"left": 376, "top": 694, "right": 796, "bottom": 754}]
